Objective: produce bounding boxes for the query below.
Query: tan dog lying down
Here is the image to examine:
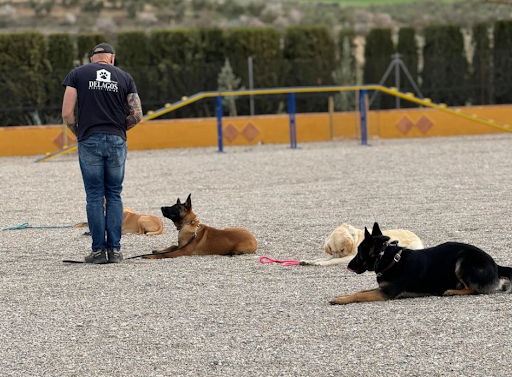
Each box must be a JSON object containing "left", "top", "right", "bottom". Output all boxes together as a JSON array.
[
  {"left": 302, "top": 223, "right": 423, "bottom": 266},
  {"left": 122, "top": 206, "right": 164, "bottom": 235},
  {"left": 75, "top": 206, "right": 164, "bottom": 236}
]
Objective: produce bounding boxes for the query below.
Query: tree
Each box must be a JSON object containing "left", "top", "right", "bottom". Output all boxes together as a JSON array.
[
  {"left": 81, "top": 0, "right": 104, "bottom": 14},
  {"left": 149, "top": 0, "right": 186, "bottom": 23},
  {"left": 218, "top": 58, "right": 244, "bottom": 116},
  {"left": 333, "top": 28, "right": 357, "bottom": 111},
  {"left": 121, "top": 0, "right": 144, "bottom": 19},
  {"left": 29, "top": 0, "right": 56, "bottom": 16}
]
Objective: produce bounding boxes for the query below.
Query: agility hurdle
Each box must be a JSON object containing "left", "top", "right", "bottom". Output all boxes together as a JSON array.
[{"left": 35, "top": 85, "right": 512, "bottom": 162}]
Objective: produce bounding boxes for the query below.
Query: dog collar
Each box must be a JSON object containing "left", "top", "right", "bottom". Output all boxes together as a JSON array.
[
  {"left": 375, "top": 241, "right": 402, "bottom": 278},
  {"left": 178, "top": 219, "right": 198, "bottom": 230}
]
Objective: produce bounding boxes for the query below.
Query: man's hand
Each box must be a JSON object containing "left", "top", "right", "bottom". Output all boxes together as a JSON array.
[
  {"left": 126, "top": 93, "right": 143, "bottom": 131},
  {"left": 66, "top": 121, "right": 78, "bottom": 136}
]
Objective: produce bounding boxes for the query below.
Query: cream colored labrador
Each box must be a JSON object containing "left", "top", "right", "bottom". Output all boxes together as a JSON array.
[{"left": 302, "top": 223, "right": 424, "bottom": 266}]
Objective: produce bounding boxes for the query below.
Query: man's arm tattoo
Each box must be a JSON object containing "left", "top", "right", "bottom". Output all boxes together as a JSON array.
[
  {"left": 66, "top": 121, "right": 78, "bottom": 136},
  {"left": 126, "top": 93, "right": 143, "bottom": 131}
]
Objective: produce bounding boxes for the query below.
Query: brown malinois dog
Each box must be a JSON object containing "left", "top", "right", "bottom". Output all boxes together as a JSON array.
[
  {"left": 75, "top": 201, "right": 164, "bottom": 236},
  {"left": 144, "top": 194, "right": 257, "bottom": 259}
]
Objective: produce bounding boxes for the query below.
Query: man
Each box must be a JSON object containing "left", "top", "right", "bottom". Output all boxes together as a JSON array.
[{"left": 61, "top": 43, "right": 143, "bottom": 264}]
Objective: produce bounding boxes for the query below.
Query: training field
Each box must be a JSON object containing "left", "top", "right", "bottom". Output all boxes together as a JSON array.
[{"left": 1, "top": 134, "right": 512, "bottom": 376}]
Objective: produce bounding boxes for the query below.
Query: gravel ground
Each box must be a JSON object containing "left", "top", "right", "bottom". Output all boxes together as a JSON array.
[{"left": 1, "top": 134, "right": 512, "bottom": 377}]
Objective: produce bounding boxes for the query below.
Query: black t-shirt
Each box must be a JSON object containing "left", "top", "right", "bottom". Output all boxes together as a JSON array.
[{"left": 62, "top": 63, "right": 137, "bottom": 141}]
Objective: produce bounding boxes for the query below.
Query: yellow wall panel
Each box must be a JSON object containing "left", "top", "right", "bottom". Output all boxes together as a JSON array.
[{"left": 1, "top": 104, "right": 511, "bottom": 158}]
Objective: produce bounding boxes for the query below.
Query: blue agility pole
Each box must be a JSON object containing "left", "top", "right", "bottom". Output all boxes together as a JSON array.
[
  {"left": 216, "top": 95, "right": 224, "bottom": 152},
  {"left": 358, "top": 89, "right": 368, "bottom": 146},
  {"left": 288, "top": 92, "right": 297, "bottom": 149}
]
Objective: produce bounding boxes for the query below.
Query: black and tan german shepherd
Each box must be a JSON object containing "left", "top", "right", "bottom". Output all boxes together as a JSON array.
[{"left": 330, "top": 222, "right": 512, "bottom": 305}]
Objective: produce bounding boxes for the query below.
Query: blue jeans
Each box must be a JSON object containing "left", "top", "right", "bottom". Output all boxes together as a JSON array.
[{"left": 78, "top": 134, "right": 126, "bottom": 252}]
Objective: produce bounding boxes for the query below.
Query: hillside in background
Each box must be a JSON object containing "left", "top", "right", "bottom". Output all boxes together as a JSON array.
[{"left": 1, "top": 0, "right": 511, "bottom": 37}]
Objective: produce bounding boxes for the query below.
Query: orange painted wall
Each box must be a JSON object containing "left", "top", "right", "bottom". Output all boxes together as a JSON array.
[{"left": 0, "top": 104, "right": 510, "bottom": 157}]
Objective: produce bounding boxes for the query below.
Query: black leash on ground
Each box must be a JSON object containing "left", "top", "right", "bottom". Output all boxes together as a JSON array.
[
  {"left": 62, "top": 225, "right": 200, "bottom": 263},
  {"left": 62, "top": 259, "right": 92, "bottom": 264},
  {"left": 125, "top": 232, "right": 198, "bottom": 260}
]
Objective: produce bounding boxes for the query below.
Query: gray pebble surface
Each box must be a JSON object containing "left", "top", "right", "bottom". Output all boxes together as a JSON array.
[{"left": 0, "top": 134, "right": 511, "bottom": 376}]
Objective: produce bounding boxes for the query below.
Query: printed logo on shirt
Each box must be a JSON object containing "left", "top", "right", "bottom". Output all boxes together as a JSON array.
[
  {"left": 96, "top": 69, "right": 111, "bottom": 82},
  {"left": 89, "top": 69, "right": 118, "bottom": 92}
]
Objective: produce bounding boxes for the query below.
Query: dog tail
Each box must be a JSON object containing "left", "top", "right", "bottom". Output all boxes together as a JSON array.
[
  {"left": 497, "top": 265, "right": 512, "bottom": 292},
  {"left": 73, "top": 222, "right": 89, "bottom": 228}
]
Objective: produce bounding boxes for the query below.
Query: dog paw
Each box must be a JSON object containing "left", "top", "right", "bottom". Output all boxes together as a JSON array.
[
  {"left": 329, "top": 295, "right": 351, "bottom": 305},
  {"left": 500, "top": 279, "right": 511, "bottom": 292}
]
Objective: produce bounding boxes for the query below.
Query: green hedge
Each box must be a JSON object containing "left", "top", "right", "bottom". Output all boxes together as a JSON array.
[
  {"left": 150, "top": 28, "right": 202, "bottom": 65},
  {"left": 5, "top": 21, "right": 512, "bottom": 126},
  {"left": 283, "top": 25, "right": 336, "bottom": 113},
  {"left": 149, "top": 28, "right": 205, "bottom": 118},
  {"left": 422, "top": 24, "right": 468, "bottom": 106},
  {"left": 363, "top": 28, "right": 395, "bottom": 109},
  {"left": 45, "top": 33, "right": 75, "bottom": 123},
  {"left": 76, "top": 33, "right": 107, "bottom": 63},
  {"left": 200, "top": 27, "right": 227, "bottom": 116},
  {"left": 493, "top": 20, "right": 512, "bottom": 104},
  {"left": 47, "top": 33, "right": 75, "bottom": 71},
  {"left": 0, "top": 31, "right": 50, "bottom": 126},
  {"left": 116, "top": 30, "right": 152, "bottom": 67},
  {"left": 201, "top": 27, "right": 226, "bottom": 63},
  {"left": 224, "top": 27, "right": 283, "bottom": 115},
  {"left": 116, "top": 31, "right": 154, "bottom": 114},
  {"left": 396, "top": 27, "right": 418, "bottom": 108},
  {"left": 472, "top": 23, "right": 492, "bottom": 105}
]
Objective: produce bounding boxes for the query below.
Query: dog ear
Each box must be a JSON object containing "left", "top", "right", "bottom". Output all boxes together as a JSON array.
[
  {"left": 184, "top": 194, "right": 192, "bottom": 209},
  {"left": 364, "top": 227, "right": 372, "bottom": 239},
  {"left": 176, "top": 198, "right": 181, "bottom": 204},
  {"left": 372, "top": 222, "right": 382, "bottom": 236}
]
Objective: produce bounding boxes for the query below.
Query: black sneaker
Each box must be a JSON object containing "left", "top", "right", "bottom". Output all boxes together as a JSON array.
[
  {"left": 84, "top": 249, "right": 108, "bottom": 264},
  {"left": 107, "top": 248, "right": 124, "bottom": 263}
]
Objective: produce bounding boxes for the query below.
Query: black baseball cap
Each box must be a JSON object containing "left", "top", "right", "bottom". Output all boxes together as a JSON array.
[{"left": 91, "top": 43, "right": 115, "bottom": 56}]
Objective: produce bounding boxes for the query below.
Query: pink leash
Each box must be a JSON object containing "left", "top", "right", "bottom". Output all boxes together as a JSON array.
[{"left": 259, "top": 255, "right": 301, "bottom": 267}]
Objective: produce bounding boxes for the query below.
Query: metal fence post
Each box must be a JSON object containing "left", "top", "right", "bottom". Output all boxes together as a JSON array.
[
  {"left": 328, "top": 96, "right": 334, "bottom": 141},
  {"left": 358, "top": 89, "right": 368, "bottom": 146},
  {"left": 288, "top": 92, "right": 297, "bottom": 149},
  {"left": 216, "top": 95, "right": 224, "bottom": 152},
  {"left": 248, "top": 57, "right": 255, "bottom": 116}
]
